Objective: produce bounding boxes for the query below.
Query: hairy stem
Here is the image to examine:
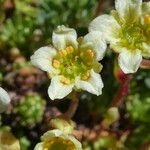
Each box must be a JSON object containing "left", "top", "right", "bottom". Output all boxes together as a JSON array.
[
  {"left": 111, "top": 58, "right": 150, "bottom": 107},
  {"left": 111, "top": 75, "right": 132, "bottom": 107},
  {"left": 64, "top": 92, "right": 80, "bottom": 119}
]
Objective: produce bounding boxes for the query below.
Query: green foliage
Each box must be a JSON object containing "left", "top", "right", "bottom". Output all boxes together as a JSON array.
[
  {"left": 83, "top": 134, "right": 126, "bottom": 150},
  {"left": 0, "top": 0, "right": 38, "bottom": 51},
  {"left": 14, "top": 93, "right": 46, "bottom": 126},
  {"left": 125, "top": 125, "right": 150, "bottom": 150},
  {"left": 38, "top": 0, "right": 97, "bottom": 28},
  {"left": 0, "top": 16, "right": 35, "bottom": 48},
  {"left": 93, "top": 135, "right": 125, "bottom": 150},
  {"left": 125, "top": 70, "right": 150, "bottom": 149},
  {"left": 127, "top": 94, "right": 150, "bottom": 123},
  {"left": 19, "top": 136, "right": 31, "bottom": 150},
  {"left": 0, "top": 0, "right": 98, "bottom": 54},
  {"left": 37, "top": 0, "right": 98, "bottom": 45},
  {"left": 130, "top": 69, "right": 150, "bottom": 94},
  {"left": 14, "top": 0, "right": 38, "bottom": 18}
]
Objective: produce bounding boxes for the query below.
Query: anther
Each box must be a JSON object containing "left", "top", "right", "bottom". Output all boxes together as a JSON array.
[
  {"left": 81, "top": 71, "right": 90, "bottom": 80},
  {"left": 66, "top": 46, "right": 74, "bottom": 54},
  {"left": 52, "top": 59, "right": 60, "bottom": 69},
  {"left": 59, "top": 49, "right": 67, "bottom": 57},
  {"left": 61, "top": 76, "right": 71, "bottom": 84},
  {"left": 86, "top": 49, "right": 94, "bottom": 58}
]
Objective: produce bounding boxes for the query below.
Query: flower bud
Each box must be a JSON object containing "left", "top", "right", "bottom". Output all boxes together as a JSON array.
[
  {"left": 50, "top": 117, "right": 75, "bottom": 134},
  {"left": 0, "top": 129, "right": 20, "bottom": 150},
  {"left": 14, "top": 93, "right": 46, "bottom": 126},
  {"left": 34, "top": 129, "right": 82, "bottom": 150},
  {"left": 102, "top": 107, "right": 120, "bottom": 128}
]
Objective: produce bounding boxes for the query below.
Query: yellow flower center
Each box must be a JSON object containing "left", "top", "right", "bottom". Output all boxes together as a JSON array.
[
  {"left": 43, "top": 137, "right": 76, "bottom": 150},
  {"left": 81, "top": 71, "right": 90, "bottom": 80},
  {"left": 60, "top": 76, "right": 71, "bottom": 85},
  {"left": 52, "top": 59, "right": 60, "bottom": 69},
  {"left": 119, "top": 21, "right": 149, "bottom": 52},
  {"left": 52, "top": 45, "right": 101, "bottom": 84}
]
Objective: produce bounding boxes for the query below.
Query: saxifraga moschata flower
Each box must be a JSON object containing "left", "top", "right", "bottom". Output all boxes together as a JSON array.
[
  {"left": 31, "top": 25, "right": 107, "bottom": 100},
  {"left": 89, "top": 0, "right": 150, "bottom": 74},
  {"left": 34, "top": 129, "right": 82, "bottom": 150}
]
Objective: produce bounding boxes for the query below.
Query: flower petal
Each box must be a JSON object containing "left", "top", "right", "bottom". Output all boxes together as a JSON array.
[
  {"left": 34, "top": 143, "right": 43, "bottom": 150},
  {"left": 89, "top": 15, "right": 120, "bottom": 43},
  {"left": 41, "top": 129, "right": 82, "bottom": 150},
  {"left": 118, "top": 49, "right": 142, "bottom": 74},
  {"left": 52, "top": 25, "right": 78, "bottom": 50},
  {"left": 82, "top": 31, "right": 107, "bottom": 61},
  {"left": 0, "top": 87, "right": 10, "bottom": 113},
  {"left": 115, "top": 0, "right": 142, "bottom": 21},
  {"left": 42, "top": 129, "right": 63, "bottom": 141},
  {"left": 31, "top": 46, "right": 57, "bottom": 72},
  {"left": 75, "top": 69, "right": 103, "bottom": 96},
  {"left": 48, "top": 76, "right": 74, "bottom": 100}
]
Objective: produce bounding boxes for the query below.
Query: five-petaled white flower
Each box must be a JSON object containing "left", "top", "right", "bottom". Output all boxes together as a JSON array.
[
  {"left": 34, "top": 129, "right": 82, "bottom": 150},
  {"left": 89, "top": 0, "right": 150, "bottom": 74},
  {"left": 31, "top": 25, "right": 106, "bottom": 100},
  {"left": 0, "top": 87, "right": 10, "bottom": 113}
]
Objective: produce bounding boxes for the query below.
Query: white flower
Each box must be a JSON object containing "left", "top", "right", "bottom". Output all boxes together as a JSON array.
[
  {"left": 34, "top": 129, "right": 82, "bottom": 150},
  {"left": 0, "top": 87, "right": 10, "bottom": 113},
  {"left": 89, "top": 0, "right": 150, "bottom": 74},
  {"left": 31, "top": 25, "right": 106, "bottom": 100}
]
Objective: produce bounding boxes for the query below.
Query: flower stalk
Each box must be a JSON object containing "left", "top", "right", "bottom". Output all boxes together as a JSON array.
[
  {"left": 111, "top": 74, "right": 132, "bottom": 107},
  {"left": 111, "top": 57, "right": 150, "bottom": 107},
  {"left": 64, "top": 92, "right": 80, "bottom": 119}
]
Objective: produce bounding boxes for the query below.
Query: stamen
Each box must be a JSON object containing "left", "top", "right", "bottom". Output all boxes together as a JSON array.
[
  {"left": 59, "top": 49, "right": 67, "bottom": 57},
  {"left": 52, "top": 59, "right": 60, "bottom": 69},
  {"left": 144, "top": 15, "right": 150, "bottom": 24},
  {"left": 86, "top": 49, "right": 94, "bottom": 59},
  {"left": 81, "top": 71, "right": 90, "bottom": 80},
  {"left": 66, "top": 46, "right": 74, "bottom": 54},
  {"left": 61, "top": 76, "right": 71, "bottom": 84},
  {"left": 53, "top": 45, "right": 98, "bottom": 82}
]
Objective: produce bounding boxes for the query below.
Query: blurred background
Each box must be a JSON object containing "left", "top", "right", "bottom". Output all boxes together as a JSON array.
[{"left": 0, "top": 0, "right": 150, "bottom": 149}]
